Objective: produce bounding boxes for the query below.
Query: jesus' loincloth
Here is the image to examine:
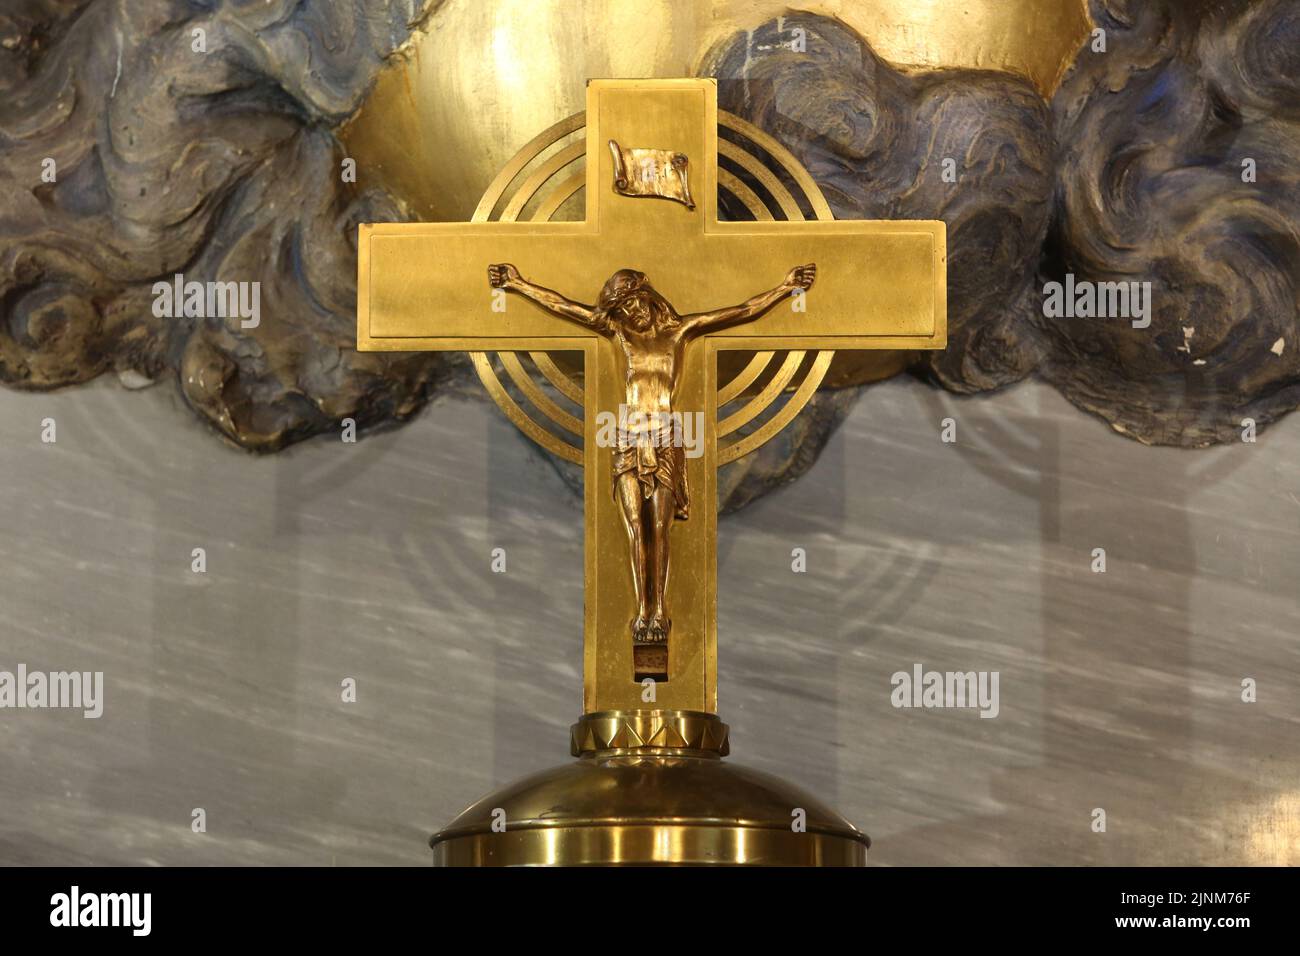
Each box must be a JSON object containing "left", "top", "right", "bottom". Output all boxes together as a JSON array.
[{"left": 612, "top": 424, "right": 689, "bottom": 521}]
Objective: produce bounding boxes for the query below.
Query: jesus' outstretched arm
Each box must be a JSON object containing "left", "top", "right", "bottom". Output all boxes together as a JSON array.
[
  {"left": 488, "top": 263, "right": 597, "bottom": 328},
  {"left": 677, "top": 263, "right": 816, "bottom": 336}
]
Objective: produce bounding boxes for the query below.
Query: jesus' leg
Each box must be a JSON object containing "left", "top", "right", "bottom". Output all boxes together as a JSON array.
[
  {"left": 647, "top": 484, "right": 674, "bottom": 642},
  {"left": 615, "top": 471, "right": 650, "bottom": 641}
]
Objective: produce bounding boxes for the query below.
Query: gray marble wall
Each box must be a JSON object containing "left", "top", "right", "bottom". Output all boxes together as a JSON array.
[{"left": 1, "top": 377, "right": 1296, "bottom": 865}]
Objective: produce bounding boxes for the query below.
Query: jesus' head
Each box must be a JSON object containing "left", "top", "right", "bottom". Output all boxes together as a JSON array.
[{"left": 595, "top": 270, "right": 679, "bottom": 334}]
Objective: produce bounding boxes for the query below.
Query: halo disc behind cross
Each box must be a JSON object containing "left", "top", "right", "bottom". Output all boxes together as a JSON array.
[{"left": 469, "top": 110, "right": 838, "bottom": 467}]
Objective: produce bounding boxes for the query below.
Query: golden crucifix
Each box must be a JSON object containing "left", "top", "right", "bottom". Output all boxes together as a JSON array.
[{"left": 358, "top": 79, "right": 945, "bottom": 865}]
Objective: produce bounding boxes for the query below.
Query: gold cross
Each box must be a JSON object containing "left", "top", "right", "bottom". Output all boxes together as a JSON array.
[{"left": 358, "top": 79, "right": 945, "bottom": 717}]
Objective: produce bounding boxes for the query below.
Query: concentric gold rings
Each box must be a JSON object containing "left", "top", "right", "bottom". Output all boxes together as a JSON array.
[{"left": 469, "top": 110, "right": 836, "bottom": 467}]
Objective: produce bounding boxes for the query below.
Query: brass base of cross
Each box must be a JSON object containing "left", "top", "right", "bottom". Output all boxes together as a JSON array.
[{"left": 430, "top": 710, "right": 870, "bottom": 866}]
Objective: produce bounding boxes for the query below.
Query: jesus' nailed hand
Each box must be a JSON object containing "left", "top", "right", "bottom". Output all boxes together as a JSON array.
[{"left": 486, "top": 261, "right": 816, "bottom": 646}]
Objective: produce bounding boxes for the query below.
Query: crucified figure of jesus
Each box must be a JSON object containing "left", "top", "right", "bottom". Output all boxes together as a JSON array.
[{"left": 488, "top": 262, "right": 816, "bottom": 645}]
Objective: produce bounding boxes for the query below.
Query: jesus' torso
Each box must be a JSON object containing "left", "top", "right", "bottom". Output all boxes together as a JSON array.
[{"left": 611, "top": 325, "right": 688, "bottom": 419}]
